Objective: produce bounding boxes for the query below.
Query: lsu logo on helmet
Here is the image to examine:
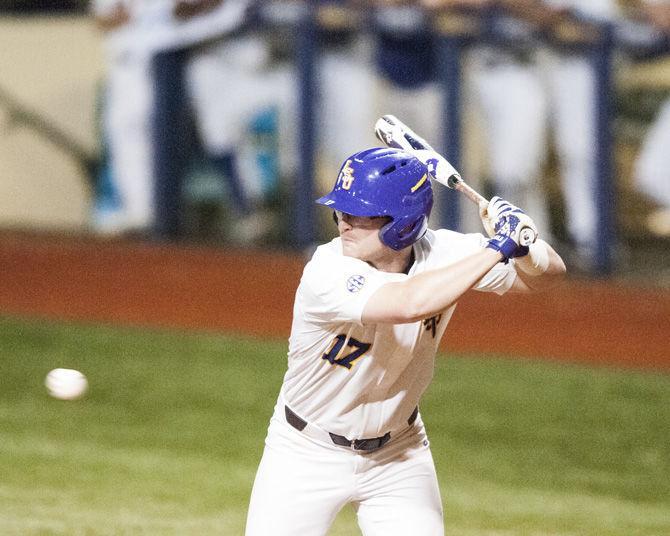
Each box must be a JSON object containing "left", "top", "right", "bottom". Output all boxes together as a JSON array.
[{"left": 339, "top": 160, "right": 355, "bottom": 190}]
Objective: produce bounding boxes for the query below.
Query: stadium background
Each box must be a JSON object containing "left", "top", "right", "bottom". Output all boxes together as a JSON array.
[{"left": 0, "top": 2, "right": 669, "bottom": 535}]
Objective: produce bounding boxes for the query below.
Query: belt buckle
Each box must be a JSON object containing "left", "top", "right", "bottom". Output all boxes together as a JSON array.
[
  {"left": 352, "top": 438, "right": 366, "bottom": 451},
  {"left": 353, "top": 432, "right": 390, "bottom": 452}
]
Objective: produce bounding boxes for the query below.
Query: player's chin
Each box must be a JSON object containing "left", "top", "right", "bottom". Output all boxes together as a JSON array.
[
  {"left": 341, "top": 238, "right": 362, "bottom": 259},
  {"left": 341, "top": 240, "right": 356, "bottom": 257}
]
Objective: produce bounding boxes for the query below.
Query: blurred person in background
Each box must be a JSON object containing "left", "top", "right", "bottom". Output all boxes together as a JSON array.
[
  {"left": 93, "top": 0, "right": 269, "bottom": 240},
  {"left": 371, "top": 0, "right": 443, "bottom": 160},
  {"left": 314, "top": 1, "right": 378, "bottom": 185},
  {"left": 467, "top": 0, "right": 554, "bottom": 241},
  {"left": 93, "top": 0, "right": 154, "bottom": 235},
  {"left": 537, "top": 0, "right": 622, "bottom": 269},
  {"left": 427, "top": 0, "right": 621, "bottom": 270},
  {"left": 632, "top": 0, "right": 670, "bottom": 236},
  {"left": 185, "top": 5, "right": 295, "bottom": 242},
  {"left": 371, "top": 0, "right": 493, "bottom": 228}
]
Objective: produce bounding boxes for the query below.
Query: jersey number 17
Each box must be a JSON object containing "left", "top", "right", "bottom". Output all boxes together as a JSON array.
[{"left": 322, "top": 334, "right": 371, "bottom": 370}]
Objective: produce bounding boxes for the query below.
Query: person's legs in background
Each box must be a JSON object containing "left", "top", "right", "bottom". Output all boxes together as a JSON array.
[
  {"left": 472, "top": 54, "right": 552, "bottom": 240},
  {"left": 99, "top": 51, "right": 155, "bottom": 236},
  {"left": 545, "top": 53, "right": 601, "bottom": 265}
]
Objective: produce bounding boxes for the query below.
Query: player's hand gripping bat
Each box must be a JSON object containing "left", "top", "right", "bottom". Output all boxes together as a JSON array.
[{"left": 374, "top": 114, "right": 537, "bottom": 247}]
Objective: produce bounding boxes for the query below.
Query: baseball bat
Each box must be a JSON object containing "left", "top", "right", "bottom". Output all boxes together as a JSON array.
[{"left": 374, "top": 114, "right": 537, "bottom": 246}]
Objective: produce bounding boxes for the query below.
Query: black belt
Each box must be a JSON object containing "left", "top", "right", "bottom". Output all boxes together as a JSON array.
[{"left": 285, "top": 405, "right": 418, "bottom": 452}]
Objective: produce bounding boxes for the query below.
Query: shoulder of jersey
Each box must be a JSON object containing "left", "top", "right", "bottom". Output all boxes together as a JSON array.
[
  {"left": 307, "top": 237, "right": 342, "bottom": 266},
  {"left": 305, "top": 238, "right": 367, "bottom": 273}
]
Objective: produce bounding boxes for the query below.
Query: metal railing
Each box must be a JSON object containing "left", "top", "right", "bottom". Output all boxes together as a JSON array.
[{"left": 284, "top": 3, "right": 619, "bottom": 274}]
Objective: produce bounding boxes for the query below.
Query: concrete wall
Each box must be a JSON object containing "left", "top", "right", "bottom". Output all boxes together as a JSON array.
[{"left": 0, "top": 15, "right": 103, "bottom": 230}]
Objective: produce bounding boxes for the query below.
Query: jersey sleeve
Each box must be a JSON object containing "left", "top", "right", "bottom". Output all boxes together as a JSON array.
[
  {"left": 430, "top": 230, "right": 517, "bottom": 296},
  {"left": 299, "top": 247, "right": 403, "bottom": 325}
]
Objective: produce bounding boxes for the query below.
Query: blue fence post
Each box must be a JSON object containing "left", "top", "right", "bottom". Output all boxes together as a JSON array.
[
  {"left": 294, "top": 3, "right": 317, "bottom": 250},
  {"left": 433, "top": 12, "right": 475, "bottom": 232},
  {"left": 436, "top": 35, "right": 462, "bottom": 231},
  {"left": 592, "top": 23, "right": 616, "bottom": 275}
]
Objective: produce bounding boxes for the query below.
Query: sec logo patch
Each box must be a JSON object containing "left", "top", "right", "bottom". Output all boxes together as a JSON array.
[{"left": 346, "top": 275, "right": 365, "bottom": 293}]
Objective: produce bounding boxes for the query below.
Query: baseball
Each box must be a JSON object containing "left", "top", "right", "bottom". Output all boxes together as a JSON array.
[{"left": 44, "top": 368, "right": 88, "bottom": 401}]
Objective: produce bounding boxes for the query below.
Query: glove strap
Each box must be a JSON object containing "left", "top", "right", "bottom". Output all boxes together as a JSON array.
[{"left": 486, "top": 234, "right": 519, "bottom": 263}]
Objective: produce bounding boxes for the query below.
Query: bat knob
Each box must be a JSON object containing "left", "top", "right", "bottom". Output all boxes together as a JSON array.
[
  {"left": 446, "top": 174, "right": 461, "bottom": 189},
  {"left": 519, "top": 227, "right": 537, "bottom": 246}
]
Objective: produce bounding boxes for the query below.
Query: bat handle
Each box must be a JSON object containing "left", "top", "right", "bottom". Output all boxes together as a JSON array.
[
  {"left": 448, "top": 176, "right": 488, "bottom": 209},
  {"left": 450, "top": 175, "right": 537, "bottom": 246}
]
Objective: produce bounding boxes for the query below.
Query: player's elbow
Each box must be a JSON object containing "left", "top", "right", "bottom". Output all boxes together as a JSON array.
[
  {"left": 553, "top": 256, "right": 567, "bottom": 278},
  {"left": 541, "top": 251, "right": 568, "bottom": 286}
]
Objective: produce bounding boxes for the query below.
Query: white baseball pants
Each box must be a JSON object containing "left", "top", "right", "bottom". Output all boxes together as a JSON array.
[
  {"left": 246, "top": 409, "right": 444, "bottom": 536},
  {"left": 103, "top": 50, "right": 155, "bottom": 232}
]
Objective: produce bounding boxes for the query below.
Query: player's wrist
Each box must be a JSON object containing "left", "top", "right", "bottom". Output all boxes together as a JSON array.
[
  {"left": 486, "top": 233, "right": 519, "bottom": 263},
  {"left": 514, "top": 239, "right": 550, "bottom": 276}
]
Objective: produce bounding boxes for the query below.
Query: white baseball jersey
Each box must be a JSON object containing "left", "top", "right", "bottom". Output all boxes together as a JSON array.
[{"left": 279, "top": 229, "right": 517, "bottom": 441}]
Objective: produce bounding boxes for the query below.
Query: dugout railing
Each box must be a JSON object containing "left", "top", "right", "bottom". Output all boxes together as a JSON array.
[{"left": 275, "top": 3, "right": 619, "bottom": 275}]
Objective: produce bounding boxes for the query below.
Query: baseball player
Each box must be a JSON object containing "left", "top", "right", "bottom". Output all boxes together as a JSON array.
[
  {"left": 371, "top": 1, "right": 443, "bottom": 155},
  {"left": 316, "top": 0, "right": 378, "bottom": 186},
  {"left": 632, "top": 0, "right": 670, "bottom": 235},
  {"left": 468, "top": 0, "right": 553, "bottom": 239},
  {"left": 245, "top": 146, "right": 566, "bottom": 535},
  {"left": 92, "top": 0, "right": 155, "bottom": 234},
  {"left": 538, "top": 0, "right": 621, "bottom": 263},
  {"left": 464, "top": 0, "right": 621, "bottom": 268},
  {"left": 93, "top": 0, "right": 259, "bottom": 238}
]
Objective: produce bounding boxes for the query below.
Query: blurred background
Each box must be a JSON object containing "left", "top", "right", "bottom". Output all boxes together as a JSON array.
[
  {"left": 0, "top": 0, "right": 669, "bottom": 278},
  {"left": 1, "top": 1, "right": 669, "bottom": 534}
]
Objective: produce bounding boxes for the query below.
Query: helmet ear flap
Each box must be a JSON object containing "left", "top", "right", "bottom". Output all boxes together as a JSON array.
[{"left": 379, "top": 214, "right": 428, "bottom": 251}]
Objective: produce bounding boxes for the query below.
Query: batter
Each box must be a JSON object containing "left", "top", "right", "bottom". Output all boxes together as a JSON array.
[{"left": 246, "top": 146, "right": 566, "bottom": 535}]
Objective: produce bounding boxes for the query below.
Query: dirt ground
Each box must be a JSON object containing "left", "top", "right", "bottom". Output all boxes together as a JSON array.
[{"left": 1, "top": 231, "right": 668, "bottom": 371}]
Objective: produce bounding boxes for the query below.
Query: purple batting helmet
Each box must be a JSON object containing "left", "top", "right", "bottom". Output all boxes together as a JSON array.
[{"left": 316, "top": 147, "right": 433, "bottom": 250}]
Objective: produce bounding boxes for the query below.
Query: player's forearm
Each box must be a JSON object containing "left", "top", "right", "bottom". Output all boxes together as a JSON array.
[
  {"left": 511, "top": 240, "right": 566, "bottom": 292},
  {"left": 362, "top": 248, "right": 503, "bottom": 324}
]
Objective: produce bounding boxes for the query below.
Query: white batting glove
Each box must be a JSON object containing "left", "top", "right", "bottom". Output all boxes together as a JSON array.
[
  {"left": 481, "top": 196, "right": 538, "bottom": 243},
  {"left": 413, "top": 149, "right": 462, "bottom": 185},
  {"left": 478, "top": 202, "right": 496, "bottom": 238}
]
